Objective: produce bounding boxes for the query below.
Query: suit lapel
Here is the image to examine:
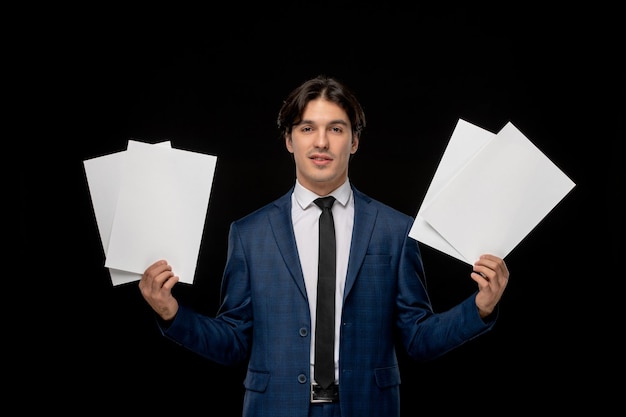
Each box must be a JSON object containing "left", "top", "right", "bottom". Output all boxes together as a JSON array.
[
  {"left": 267, "top": 189, "right": 308, "bottom": 300},
  {"left": 266, "top": 186, "right": 378, "bottom": 302},
  {"left": 344, "top": 187, "right": 377, "bottom": 299}
]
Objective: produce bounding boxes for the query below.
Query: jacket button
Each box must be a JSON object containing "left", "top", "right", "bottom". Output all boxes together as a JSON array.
[
  {"left": 299, "top": 327, "right": 308, "bottom": 337},
  {"left": 298, "top": 374, "right": 307, "bottom": 384}
]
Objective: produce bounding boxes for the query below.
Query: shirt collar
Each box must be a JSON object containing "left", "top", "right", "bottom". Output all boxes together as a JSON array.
[{"left": 293, "top": 178, "right": 351, "bottom": 210}]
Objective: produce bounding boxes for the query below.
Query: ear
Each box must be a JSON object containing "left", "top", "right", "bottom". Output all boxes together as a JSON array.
[
  {"left": 350, "top": 135, "right": 359, "bottom": 154},
  {"left": 285, "top": 133, "right": 294, "bottom": 153}
]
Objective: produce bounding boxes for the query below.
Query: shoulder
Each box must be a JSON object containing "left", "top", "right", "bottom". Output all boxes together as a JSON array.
[{"left": 233, "top": 188, "right": 293, "bottom": 227}]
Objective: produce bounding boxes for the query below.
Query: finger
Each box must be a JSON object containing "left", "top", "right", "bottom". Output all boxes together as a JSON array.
[
  {"left": 474, "top": 255, "right": 498, "bottom": 271},
  {"left": 151, "top": 267, "right": 176, "bottom": 291},
  {"left": 139, "top": 260, "right": 172, "bottom": 293},
  {"left": 146, "top": 260, "right": 171, "bottom": 277},
  {"left": 475, "top": 255, "right": 509, "bottom": 279},
  {"left": 149, "top": 262, "right": 171, "bottom": 281},
  {"left": 485, "top": 254, "right": 508, "bottom": 271},
  {"left": 470, "top": 271, "right": 489, "bottom": 288},
  {"left": 162, "top": 274, "right": 180, "bottom": 290},
  {"left": 471, "top": 263, "right": 492, "bottom": 281}
]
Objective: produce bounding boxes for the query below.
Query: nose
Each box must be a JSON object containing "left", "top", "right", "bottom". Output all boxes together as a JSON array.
[{"left": 314, "top": 131, "right": 330, "bottom": 149}]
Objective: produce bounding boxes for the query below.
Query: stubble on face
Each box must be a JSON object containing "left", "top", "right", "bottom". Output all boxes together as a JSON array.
[{"left": 286, "top": 99, "right": 358, "bottom": 196}]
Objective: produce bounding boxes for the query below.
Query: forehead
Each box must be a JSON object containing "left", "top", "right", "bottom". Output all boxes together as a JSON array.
[{"left": 301, "top": 98, "right": 349, "bottom": 123}]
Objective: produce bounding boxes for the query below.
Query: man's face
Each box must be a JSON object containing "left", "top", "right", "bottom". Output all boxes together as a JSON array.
[{"left": 285, "top": 98, "right": 359, "bottom": 196}]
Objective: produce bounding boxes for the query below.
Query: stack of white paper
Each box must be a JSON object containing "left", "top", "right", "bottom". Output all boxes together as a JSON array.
[
  {"left": 84, "top": 140, "right": 218, "bottom": 286},
  {"left": 409, "top": 119, "right": 575, "bottom": 264}
]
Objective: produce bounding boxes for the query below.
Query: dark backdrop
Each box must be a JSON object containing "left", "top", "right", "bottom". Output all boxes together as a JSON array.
[{"left": 20, "top": 4, "right": 622, "bottom": 415}]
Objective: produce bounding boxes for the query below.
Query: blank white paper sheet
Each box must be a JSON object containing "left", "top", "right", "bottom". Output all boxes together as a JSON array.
[
  {"left": 409, "top": 119, "right": 575, "bottom": 264},
  {"left": 84, "top": 140, "right": 217, "bottom": 285}
]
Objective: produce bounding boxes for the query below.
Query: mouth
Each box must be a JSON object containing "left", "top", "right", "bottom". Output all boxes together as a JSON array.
[
  {"left": 310, "top": 154, "right": 333, "bottom": 166},
  {"left": 310, "top": 153, "right": 332, "bottom": 161}
]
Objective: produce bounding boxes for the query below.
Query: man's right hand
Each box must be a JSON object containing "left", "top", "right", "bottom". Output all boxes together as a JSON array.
[{"left": 138, "top": 260, "right": 180, "bottom": 321}]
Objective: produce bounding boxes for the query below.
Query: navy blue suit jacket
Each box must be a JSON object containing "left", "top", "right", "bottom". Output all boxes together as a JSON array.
[{"left": 163, "top": 185, "right": 495, "bottom": 417}]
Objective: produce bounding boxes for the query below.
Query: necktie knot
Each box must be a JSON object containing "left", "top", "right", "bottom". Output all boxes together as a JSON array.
[{"left": 315, "top": 196, "right": 335, "bottom": 210}]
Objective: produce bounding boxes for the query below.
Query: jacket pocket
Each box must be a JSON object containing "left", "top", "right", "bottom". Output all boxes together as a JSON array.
[
  {"left": 244, "top": 369, "right": 270, "bottom": 393},
  {"left": 374, "top": 365, "right": 401, "bottom": 388},
  {"left": 363, "top": 254, "right": 391, "bottom": 265}
]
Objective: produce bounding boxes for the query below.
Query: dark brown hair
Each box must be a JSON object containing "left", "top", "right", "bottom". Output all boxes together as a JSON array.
[{"left": 277, "top": 75, "right": 366, "bottom": 140}]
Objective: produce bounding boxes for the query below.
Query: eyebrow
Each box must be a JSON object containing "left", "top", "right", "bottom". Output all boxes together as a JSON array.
[{"left": 297, "top": 119, "right": 349, "bottom": 126}]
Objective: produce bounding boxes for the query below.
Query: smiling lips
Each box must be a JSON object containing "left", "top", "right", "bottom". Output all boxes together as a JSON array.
[
  {"left": 311, "top": 154, "right": 333, "bottom": 166},
  {"left": 311, "top": 153, "right": 332, "bottom": 160}
]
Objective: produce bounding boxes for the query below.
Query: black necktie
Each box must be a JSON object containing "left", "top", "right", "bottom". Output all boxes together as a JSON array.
[{"left": 314, "top": 196, "right": 336, "bottom": 389}]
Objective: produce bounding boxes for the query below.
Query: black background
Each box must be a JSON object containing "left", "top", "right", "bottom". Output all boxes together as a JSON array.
[{"left": 20, "top": 4, "right": 622, "bottom": 415}]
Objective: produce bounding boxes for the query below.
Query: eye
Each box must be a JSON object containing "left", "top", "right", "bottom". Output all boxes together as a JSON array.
[
  {"left": 300, "top": 126, "right": 313, "bottom": 133},
  {"left": 330, "top": 126, "right": 343, "bottom": 133}
]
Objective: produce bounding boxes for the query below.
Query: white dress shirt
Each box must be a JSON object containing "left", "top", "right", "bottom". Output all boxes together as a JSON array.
[{"left": 291, "top": 178, "right": 354, "bottom": 385}]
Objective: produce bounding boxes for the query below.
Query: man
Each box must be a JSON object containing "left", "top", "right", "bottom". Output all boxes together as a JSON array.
[{"left": 139, "top": 75, "right": 509, "bottom": 417}]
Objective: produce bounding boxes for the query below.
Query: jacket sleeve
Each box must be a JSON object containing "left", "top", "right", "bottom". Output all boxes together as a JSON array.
[
  {"left": 158, "top": 221, "right": 254, "bottom": 366},
  {"left": 396, "top": 220, "right": 496, "bottom": 361}
]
